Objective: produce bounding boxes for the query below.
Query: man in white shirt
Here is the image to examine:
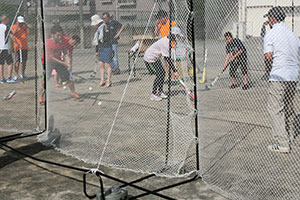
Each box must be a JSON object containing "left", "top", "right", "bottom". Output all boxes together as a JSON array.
[
  {"left": 0, "top": 16, "right": 17, "bottom": 83},
  {"left": 264, "top": 6, "right": 300, "bottom": 153}
]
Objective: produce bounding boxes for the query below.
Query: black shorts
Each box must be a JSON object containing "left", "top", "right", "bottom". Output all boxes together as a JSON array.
[
  {"left": 0, "top": 50, "right": 13, "bottom": 65},
  {"left": 229, "top": 54, "right": 248, "bottom": 77},
  {"left": 47, "top": 63, "right": 70, "bottom": 83},
  {"left": 15, "top": 49, "right": 28, "bottom": 62}
]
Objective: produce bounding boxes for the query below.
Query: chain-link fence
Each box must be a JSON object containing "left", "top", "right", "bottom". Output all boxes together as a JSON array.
[
  {"left": 196, "top": 0, "right": 300, "bottom": 199},
  {"left": 39, "top": 0, "right": 198, "bottom": 178},
  {"left": 2, "top": 0, "right": 300, "bottom": 199},
  {"left": 0, "top": 0, "right": 44, "bottom": 135}
]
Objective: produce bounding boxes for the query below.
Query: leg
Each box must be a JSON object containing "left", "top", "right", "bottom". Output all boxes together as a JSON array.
[
  {"left": 229, "top": 61, "right": 238, "bottom": 87},
  {"left": 284, "top": 82, "right": 297, "bottom": 139},
  {"left": 21, "top": 60, "right": 27, "bottom": 77},
  {"left": 21, "top": 50, "right": 28, "bottom": 77},
  {"left": 15, "top": 61, "right": 20, "bottom": 77},
  {"left": 240, "top": 55, "right": 248, "bottom": 87},
  {"left": 99, "top": 61, "right": 105, "bottom": 86},
  {"left": 104, "top": 62, "right": 112, "bottom": 87},
  {"left": 268, "top": 82, "right": 290, "bottom": 147},
  {"left": 0, "top": 50, "right": 5, "bottom": 80},
  {"left": 111, "top": 44, "right": 119, "bottom": 73},
  {"left": 7, "top": 63, "right": 13, "bottom": 79},
  {"left": 0, "top": 64, "right": 4, "bottom": 80},
  {"left": 14, "top": 50, "right": 20, "bottom": 77},
  {"left": 152, "top": 60, "right": 165, "bottom": 94},
  {"left": 55, "top": 64, "right": 78, "bottom": 98},
  {"left": 6, "top": 51, "right": 14, "bottom": 79}
]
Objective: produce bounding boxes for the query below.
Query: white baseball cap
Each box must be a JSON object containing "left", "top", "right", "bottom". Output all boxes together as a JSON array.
[
  {"left": 17, "top": 16, "right": 25, "bottom": 23},
  {"left": 91, "top": 15, "right": 103, "bottom": 26}
]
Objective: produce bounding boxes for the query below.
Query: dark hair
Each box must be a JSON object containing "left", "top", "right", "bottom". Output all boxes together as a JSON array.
[
  {"left": 169, "top": 34, "right": 176, "bottom": 42},
  {"left": 72, "top": 35, "right": 81, "bottom": 44},
  {"left": 102, "top": 12, "right": 110, "bottom": 18},
  {"left": 156, "top": 10, "right": 168, "bottom": 19},
  {"left": 224, "top": 32, "right": 233, "bottom": 38},
  {"left": 50, "top": 25, "right": 63, "bottom": 34}
]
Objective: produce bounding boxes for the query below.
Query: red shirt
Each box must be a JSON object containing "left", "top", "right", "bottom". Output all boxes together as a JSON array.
[
  {"left": 61, "top": 37, "right": 74, "bottom": 56},
  {"left": 45, "top": 38, "right": 64, "bottom": 63}
]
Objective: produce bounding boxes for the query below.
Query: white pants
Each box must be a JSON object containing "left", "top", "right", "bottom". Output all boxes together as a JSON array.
[{"left": 268, "top": 81, "right": 297, "bottom": 147}]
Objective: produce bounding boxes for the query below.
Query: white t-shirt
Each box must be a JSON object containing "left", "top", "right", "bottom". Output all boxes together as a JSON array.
[
  {"left": 144, "top": 37, "right": 170, "bottom": 63},
  {"left": 264, "top": 22, "right": 300, "bottom": 81},
  {"left": 0, "top": 24, "right": 9, "bottom": 50}
]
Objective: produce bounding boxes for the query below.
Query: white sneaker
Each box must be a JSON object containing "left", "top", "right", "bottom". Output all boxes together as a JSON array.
[
  {"left": 150, "top": 94, "right": 162, "bottom": 101},
  {"left": 6, "top": 78, "right": 18, "bottom": 83},
  {"left": 159, "top": 92, "right": 168, "bottom": 99},
  {"left": 267, "top": 144, "right": 290, "bottom": 153}
]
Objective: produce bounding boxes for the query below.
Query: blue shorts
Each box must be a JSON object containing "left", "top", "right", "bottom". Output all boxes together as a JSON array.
[{"left": 98, "top": 47, "right": 113, "bottom": 64}]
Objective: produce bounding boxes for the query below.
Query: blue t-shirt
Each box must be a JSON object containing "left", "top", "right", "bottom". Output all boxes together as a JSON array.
[{"left": 226, "top": 38, "right": 247, "bottom": 56}]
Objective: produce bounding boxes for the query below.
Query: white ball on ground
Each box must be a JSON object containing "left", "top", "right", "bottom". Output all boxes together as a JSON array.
[
  {"left": 89, "top": 86, "right": 93, "bottom": 91},
  {"left": 98, "top": 101, "right": 102, "bottom": 106}
]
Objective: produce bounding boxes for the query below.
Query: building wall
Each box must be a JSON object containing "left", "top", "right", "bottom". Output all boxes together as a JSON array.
[{"left": 246, "top": 0, "right": 300, "bottom": 37}]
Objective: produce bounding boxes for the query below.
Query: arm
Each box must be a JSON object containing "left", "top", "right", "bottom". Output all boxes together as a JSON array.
[
  {"left": 9, "top": 34, "right": 22, "bottom": 48},
  {"left": 114, "top": 24, "right": 124, "bottom": 39},
  {"left": 263, "top": 32, "right": 273, "bottom": 77},
  {"left": 231, "top": 49, "right": 243, "bottom": 61},
  {"left": 164, "top": 56, "right": 179, "bottom": 78},
  {"left": 264, "top": 52, "right": 272, "bottom": 75},
  {"left": 11, "top": 23, "right": 18, "bottom": 35},
  {"left": 224, "top": 53, "right": 230, "bottom": 69},
  {"left": 154, "top": 20, "right": 161, "bottom": 36}
]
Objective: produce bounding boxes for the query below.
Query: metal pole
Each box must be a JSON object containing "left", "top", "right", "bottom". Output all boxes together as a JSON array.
[
  {"left": 190, "top": 0, "right": 200, "bottom": 172},
  {"left": 79, "top": 0, "right": 84, "bottom": 49},
  {"left": 165, "top": 0, "right": 174, "bottom": 166},
  {"left": 292, "top": 0, "right": 295, "bottom": 32}
]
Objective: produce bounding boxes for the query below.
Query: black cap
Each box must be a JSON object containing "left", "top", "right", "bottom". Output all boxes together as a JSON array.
[{"left": 263, "top": 6, "right": 286, "bottom": 21}]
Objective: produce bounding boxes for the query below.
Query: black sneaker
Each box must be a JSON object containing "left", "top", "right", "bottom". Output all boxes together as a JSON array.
[
  {"left": 242, "top": 84, "right": 249, "bottom": 90},
  {"left": 230, "top": 84, "right": 237, "bottom": 89}
]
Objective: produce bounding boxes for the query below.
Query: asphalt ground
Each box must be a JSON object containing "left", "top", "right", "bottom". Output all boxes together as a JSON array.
[{"left": 0, "top": 42, "right": 229, "bottom": 200}]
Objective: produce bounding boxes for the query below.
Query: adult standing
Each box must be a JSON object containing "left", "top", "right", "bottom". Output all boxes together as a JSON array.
[
  {"left": 0, "top": 16, "right": 17, "bottom": 83},
  {"left": 264, "top": 6, "right": 300, "bottom": 153},
  {"left": 11, "top": 16, "right": 29, "bottom": 80},
  {"left": 91, "top": 14, "right": 113, "bottom": 87},
  {"left": 102, "top": 12, "right": 124, "bottom": 75},
  {"left": 223, "top": 32, "right": 249, "bottom": 90}
]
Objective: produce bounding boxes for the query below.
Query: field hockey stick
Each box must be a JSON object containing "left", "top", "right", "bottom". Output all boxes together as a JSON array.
[
  {"left": 19, "top": 49, "right": 22, "bottom": 63},
  {"left": 178, "top": 79, "right": 195, "bottom": 100},
  {"left": 205, "top": 61, "right": 231, "bottom": 90},
  {"left": 199, "top": 49, "right": 208, "bottom": 83}
]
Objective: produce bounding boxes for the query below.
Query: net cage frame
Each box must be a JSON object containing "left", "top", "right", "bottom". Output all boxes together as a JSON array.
[{"left": 0, "top": 0, "right": 201, "bottom": 199}]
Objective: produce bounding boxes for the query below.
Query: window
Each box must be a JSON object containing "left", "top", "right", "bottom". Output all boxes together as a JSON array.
[{"left": 117, "top": 0, "right": 136, "bottom": 8}]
